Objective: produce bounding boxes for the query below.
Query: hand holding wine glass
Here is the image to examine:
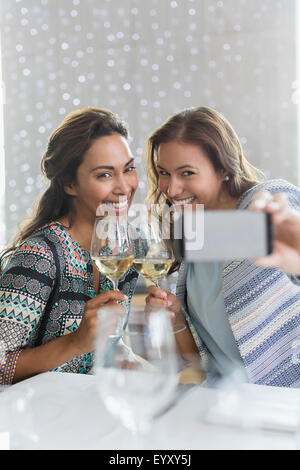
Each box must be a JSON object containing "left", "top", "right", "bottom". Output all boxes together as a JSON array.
[{"left": 72, "top": 290, "right": 127, "bottom": 354}]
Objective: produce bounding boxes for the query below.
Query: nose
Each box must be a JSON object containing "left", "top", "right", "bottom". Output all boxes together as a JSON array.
[
  {"left": 113, "top": 173, "right": 131, "bottom": 196},
  {"left": 165, "top": 176, "right": 183, "bottom": 199}
]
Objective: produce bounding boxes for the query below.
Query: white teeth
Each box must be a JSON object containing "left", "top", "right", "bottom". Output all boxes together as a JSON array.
[
  {"left": 172, "top": 197, "right": 195, "bottom": 205},
  {"left": 104, "top": 200, "right": 128, "bottom": 208}
]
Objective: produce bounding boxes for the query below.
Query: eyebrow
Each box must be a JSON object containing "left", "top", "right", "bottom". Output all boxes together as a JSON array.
[
  {"left": 90, "top": 158, "right": 134, "bottom": 172},
  {"left": 156, "top": 164, "right": 199, "bottom": 171}
]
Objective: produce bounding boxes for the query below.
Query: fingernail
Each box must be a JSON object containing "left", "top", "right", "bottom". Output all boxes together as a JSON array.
[{"left": 167, "top": 300, "right": 172, "bottom": 306}]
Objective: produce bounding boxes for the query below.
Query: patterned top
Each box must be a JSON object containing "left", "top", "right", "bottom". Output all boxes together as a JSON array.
[
  {"left": 0, "top": 221, "right": 139, "bottom": 384},
  {"left": 176, "top": 179, "right": 300, "bottom": 387}
]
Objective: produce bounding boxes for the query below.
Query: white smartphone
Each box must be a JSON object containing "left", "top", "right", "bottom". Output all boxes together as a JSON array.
[{"left": 173, "top": 210, "right": 273, "bottom": 262}]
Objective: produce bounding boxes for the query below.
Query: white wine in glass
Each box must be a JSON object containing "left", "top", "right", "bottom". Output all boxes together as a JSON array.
[
  {"left": 91, "top": 216, "right": 134, "bottom": 291},
  {"left": 132, "top": 219, "right": 174, "bottom": 288},
  {"left": 92, "top": 255, "right": 134, "bottom": 288},
  {"left": 133, "top": 257, "right": 173, "bottom": 287}
]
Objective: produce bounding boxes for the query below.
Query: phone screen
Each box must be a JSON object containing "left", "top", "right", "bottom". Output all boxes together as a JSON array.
[{"left": 174, "top": 210, "right": 273, "bottom": 262}]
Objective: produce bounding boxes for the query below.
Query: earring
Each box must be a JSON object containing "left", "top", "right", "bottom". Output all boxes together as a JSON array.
[{"left": 224, "top": 175, "right": 229, "bottom": 182}]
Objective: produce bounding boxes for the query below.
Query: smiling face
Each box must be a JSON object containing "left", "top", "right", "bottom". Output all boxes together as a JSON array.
[
  {"left": 65, "top": 133, "right": 138, "bottom": 221},
  {"left": 157, "top": 140, "right": 237, "bottom": 210}
]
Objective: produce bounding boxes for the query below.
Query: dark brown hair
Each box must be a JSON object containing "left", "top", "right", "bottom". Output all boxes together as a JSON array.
[{"left": 1, "top": 107, "right": 128, "bottom": 270}]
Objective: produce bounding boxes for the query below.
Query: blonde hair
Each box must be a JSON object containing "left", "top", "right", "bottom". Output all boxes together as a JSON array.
[
  {"left": 146, "top": 106, "right": 264, "bottom": 206},
  {"left": 145, "top": 106, "right": 265, "bottom": 273}
]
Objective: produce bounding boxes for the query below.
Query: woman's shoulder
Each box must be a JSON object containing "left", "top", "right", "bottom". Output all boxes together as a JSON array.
[
  {"left": 1, "top": 225, "right": 57, "bottom": 276},
  {"left": 237, "top": 178, "right": 300, "bottom": 210},
  {"left": 14, "top": 221, "right": 70, "bottom": 261}
]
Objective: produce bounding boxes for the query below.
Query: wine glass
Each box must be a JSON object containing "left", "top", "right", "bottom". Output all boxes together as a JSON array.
[
  {"left": 91, "top": 215, "right": 134, "bottom": 291},
  {"left": 131, "top": 220, "right": 174, "bottom": 288},
  {"left": 91, "top": 215, "right": 134, "bottom": 334},
  {"left": 130, "top": 210, "right": 186, "bottom": 335},
  {"left": 94, "top": 307, "right": 179, "bottom": 446}
]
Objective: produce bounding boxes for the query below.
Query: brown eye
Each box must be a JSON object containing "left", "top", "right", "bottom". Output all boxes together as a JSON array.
[
  {"left": 125, "top": 166, "right": 136, "bottom": 173},
  {"left": 96, "top": 173, "right": 111, "bottom": 179}
]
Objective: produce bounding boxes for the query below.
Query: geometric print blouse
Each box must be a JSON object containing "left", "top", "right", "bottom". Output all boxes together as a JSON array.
[{"left": 0, "top": 221, "right": 139, "bottom": 385}]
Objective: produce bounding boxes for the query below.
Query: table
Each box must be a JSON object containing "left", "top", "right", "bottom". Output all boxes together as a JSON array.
[{"left": 0, "top": 371, "right": 299, "bottom": 450}]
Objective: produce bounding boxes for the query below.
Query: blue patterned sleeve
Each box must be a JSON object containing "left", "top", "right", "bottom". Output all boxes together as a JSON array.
[{"left": 0, "top": 239, "right": 57, "bottom": 384}]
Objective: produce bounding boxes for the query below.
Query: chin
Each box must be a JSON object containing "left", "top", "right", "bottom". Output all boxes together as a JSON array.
[{"left": 116, "top": 207, "right": 129, "bottom": 216}]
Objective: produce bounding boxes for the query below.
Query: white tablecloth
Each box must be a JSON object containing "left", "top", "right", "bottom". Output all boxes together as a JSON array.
[{"left": 0, "top": 371, "right": 299, "bottom": 450}]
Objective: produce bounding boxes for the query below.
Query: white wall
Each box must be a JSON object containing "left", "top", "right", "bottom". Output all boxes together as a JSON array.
[
  {"left": 0, "top": 0, "right": 298, "bottom": 244},
  {"left": 0, "top": 31, "right": 5, "bottom": 249}
]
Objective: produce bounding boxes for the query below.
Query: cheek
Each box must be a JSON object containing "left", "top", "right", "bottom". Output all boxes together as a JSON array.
[
  {"left": 158, "top": 178, "right": 168, "bottom": 193},
  {"left": 182, "top": 179, "right": 201, "bottom": 197},
  {"left": 89, "top": 180, "right": 112, "bottom": 200},
  {"left": 193, "top": 179, "right": 222, "bottom": 202},
  {"left": 130, "top": 172, "right": 139, "bottom": 191}
]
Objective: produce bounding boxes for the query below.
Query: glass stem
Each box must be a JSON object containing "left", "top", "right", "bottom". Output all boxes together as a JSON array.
[
  {"left": 110, "top": 277, "right": 125, "bottom": 334},
  {"left": 131, "top": 420, "right": 150, "bottom": 449}
]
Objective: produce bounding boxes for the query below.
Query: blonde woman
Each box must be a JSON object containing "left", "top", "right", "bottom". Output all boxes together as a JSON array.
[{"left": 145, "top": 106, "right": 300, "bottom": 387}]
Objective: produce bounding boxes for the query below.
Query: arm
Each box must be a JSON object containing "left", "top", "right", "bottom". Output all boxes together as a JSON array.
[
  {"left": 0, "top": 241, "right": 57, "bottom": 385},
  {"left": 0, "top": 240, "right": 127, "bottom": 384},
  {"left": 145, "top": 285, "right": 199, "bottom": 362},
  {"left": 12, "top": 290, "right": 127, "bottom": 383},
  {"left": 13, "top": 331, "right": 82, "bottom": 383}
]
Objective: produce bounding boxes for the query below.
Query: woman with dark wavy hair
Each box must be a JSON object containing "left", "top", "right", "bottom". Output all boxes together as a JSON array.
[
  {"left": 0, "top": 108, "right": 139, "bottom": 384},
  {"left": 145, "top": 106, "right": 300, "bottom": 387}
]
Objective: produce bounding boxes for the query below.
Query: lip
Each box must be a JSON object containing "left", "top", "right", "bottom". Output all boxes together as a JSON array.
[
  {"left": 102, "top": 201, "right": 129, "bottom": 212},
  {"left": 172, "top": 196, "right": 196, "bottom": 205},
  {"left": 103, "top": 199, "right": 128, "bottom": 205},
  {"left": 103, "top": 194, "right": 131, "bottom": 204},
  {"left": 101, "top": 194, "right": 132, "bottom": 214}
]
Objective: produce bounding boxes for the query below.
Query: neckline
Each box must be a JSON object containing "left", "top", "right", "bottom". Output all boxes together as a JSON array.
[{"left": 51, "top": 220, "right": 91, "bottom": 256}]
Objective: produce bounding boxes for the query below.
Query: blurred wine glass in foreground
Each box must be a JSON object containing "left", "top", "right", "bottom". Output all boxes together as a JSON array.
[{"left": 95, "top": 307, "right": 179, "bottom": 443}]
